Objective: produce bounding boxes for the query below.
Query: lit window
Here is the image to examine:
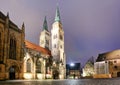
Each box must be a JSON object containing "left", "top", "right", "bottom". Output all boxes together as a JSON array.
[
  {"left": 36, "top": 60, "right": 41, "bottom": 73},
  {"left": 26, "top": 59, "right": 31, "bottom": 72}
]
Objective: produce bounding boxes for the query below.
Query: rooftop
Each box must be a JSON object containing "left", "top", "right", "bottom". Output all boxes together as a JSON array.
[{"left": 25, "top": 40, "right": 51, "bottom": 56}]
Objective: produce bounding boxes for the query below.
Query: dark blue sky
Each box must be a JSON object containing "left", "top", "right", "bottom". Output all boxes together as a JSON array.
[{"left": 1, "top": 0, "right": 120, "bottom": 66}]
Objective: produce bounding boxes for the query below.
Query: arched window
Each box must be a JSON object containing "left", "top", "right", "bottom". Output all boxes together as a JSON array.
[
  {"left": 26, "top": 59, "right": 31, "bottom": 72},
  {"left": 36, "top": 60, "right": 41, "bottom": 73},
  {"left": 9, "top": 37, "right": 16, "bottom": 60},
  {"left": 60, "top": 34, "right": 63, "bottom": 40},
  {"left": 0, "top": 32, "right": 2, "bottom": 61}
]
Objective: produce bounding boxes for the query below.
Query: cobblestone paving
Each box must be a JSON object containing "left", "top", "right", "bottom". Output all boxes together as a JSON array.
[{"left": 0, "top": 78, "right": 120, "bottom": 85}]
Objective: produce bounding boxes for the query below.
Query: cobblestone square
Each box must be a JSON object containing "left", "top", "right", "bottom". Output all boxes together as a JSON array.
[{"left": 0, "top": 78, "right": 120, "bottom": 85}]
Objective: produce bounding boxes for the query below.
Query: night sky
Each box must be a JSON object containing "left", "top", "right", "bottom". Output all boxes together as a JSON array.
[{"left": 1, "top": 0, "right": 120, "bottom": 66}]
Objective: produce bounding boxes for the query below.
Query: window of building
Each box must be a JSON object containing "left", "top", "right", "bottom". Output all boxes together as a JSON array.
[
  {"left": 26, "top": 59, "right": 31, "bottom": 72},
  {"left": 36, "top": 60, "right": 41, "bottom": 73},
  {"left": 114, "top": 66, "right": 118, "bottom": 69},
  {"left": 114, "top": 60, "right": 117, "bottom": 63},
  {"left": 9, "top": 37, "right": 16, "bottom": 60},
  {"left": 60, "top": 34, "right": 63, "bottom": 40}
]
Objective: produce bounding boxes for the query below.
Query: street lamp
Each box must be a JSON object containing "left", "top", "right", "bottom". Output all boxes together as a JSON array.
[{"left": 70, "top": 63, "right": 75, "bottom": 67}]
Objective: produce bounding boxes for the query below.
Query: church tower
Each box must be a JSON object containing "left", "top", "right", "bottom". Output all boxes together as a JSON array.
[
  {"left": 39, "top": 16, "right": 50, "bottom": 50},
  {"left": 51, "top": 6, "right": 66, "bottom": 79},
  {"left": 51, "top": 7, "right": 65, "bottom": 63}
]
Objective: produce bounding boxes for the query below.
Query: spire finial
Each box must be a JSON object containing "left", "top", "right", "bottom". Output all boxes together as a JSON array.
[
  {"left": 7, "top": 12, "right": 9, "bottom": 18},
  {"left": 22, "top": 22, "right": 25, "bottom": 32},
  {"left": 55, "top": 5, "right": 61, "bottom": 22},
  {"left": 43, "top": 16, "right": 48, "bottom": 31},
  {"left": 22, "top": 22, "right": 25, "bottom": 27}
]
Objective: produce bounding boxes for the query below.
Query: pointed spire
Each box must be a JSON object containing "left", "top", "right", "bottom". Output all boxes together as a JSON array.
[
  {"left": 5, "top": 12, "right": 9, "bottom": 28},
  {"left": 22, "top": 22, "right": 25, "bottom": 32},
  {"left": 7, "top": 12, "right": 9, "bottom": 18},
  {"left": 43, "top": 16, "right": 48, "bottom": 31},
  {"left": 22, "top": 22, "right": 25, "bottom": 28},
  {"left": 55, "top": 6, "right": 61, "bottom": 22}
]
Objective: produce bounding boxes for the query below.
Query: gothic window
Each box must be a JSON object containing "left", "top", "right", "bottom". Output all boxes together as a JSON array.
[
  {"left": 36, "top": 60, "right": 41, "bottom": 73},
  {"left": 60, "top": 34, "right": 63, "bottom": 40},
  {"left": 9, "top": 37, "right": 16, "bottom": 60},
  {"left": 26, "top": 59, "right": 31, "bottom": 72},
  {"left": 0, "top": 32, "right": 2, "bottom": 61}
]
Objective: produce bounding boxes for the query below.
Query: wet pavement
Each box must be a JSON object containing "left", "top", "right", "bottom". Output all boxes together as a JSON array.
[{"left": 0, "top": 78, "right": 120, "bottom": 85}]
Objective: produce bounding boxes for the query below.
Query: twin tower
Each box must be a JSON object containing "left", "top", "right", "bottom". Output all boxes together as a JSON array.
[{"left": 39, "top": 7, "right": 66, "bottom": 67}]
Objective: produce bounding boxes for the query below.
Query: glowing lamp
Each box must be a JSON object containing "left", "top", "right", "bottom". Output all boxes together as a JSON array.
[{"left": 70, "top": 63, "right": 75, "bottom": 67}]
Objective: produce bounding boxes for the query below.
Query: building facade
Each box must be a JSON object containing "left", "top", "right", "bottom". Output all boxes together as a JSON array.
[
  {"left": 94, "top": 49, "right": 120, "bottom": 78},
  {"left": 0, "top": 6, "right": 66, "bottom": 80},
  {"left": 23, "top": 40, "right": 52, "bottom": 79},
  {"left": 66, "top": 63, "right": 81, "bottom": 79},
  {"left": 82, "top": 57, "right": 95, "bottom": 78},
  {"left": 0, "top": 12, "right": 25, "bottom": 80}
]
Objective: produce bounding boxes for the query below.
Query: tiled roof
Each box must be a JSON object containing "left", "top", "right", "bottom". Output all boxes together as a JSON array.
[
  {"left": 25, "top": 40, "right": 51, "bottom": 56},
  {"left": 96, "top": 49, "right": 120, "bottom": 62}
]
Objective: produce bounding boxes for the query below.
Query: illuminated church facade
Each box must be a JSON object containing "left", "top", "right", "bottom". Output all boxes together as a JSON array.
[
  {"left": 0, "top": 7, "right": 66, "bottom": 80},
  {"left": 23, "top": 7, "right": 66, "bottom": 79}
]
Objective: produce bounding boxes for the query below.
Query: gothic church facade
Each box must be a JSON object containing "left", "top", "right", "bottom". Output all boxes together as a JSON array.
[
  {"left": 0, "top": 12, "right": 25, "bottom": 80},
  {"left": 0, "top": 6, "right": 66, "bottom": 80},
  {"left": 23, "top": 7, "right": 66, "bottom": 79}
]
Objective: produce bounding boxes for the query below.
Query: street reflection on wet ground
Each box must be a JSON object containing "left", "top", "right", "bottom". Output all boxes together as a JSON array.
[{"left": 0, "top": 78, "right": 120, "bottom": 85}]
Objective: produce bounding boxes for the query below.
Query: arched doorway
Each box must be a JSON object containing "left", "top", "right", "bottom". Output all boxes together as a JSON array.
[
  {"left": 53, "top": 70, "right": 59, "bottom": 79},
  {"left": 117, "top": 72, "right": 120, "bottom": 77},
  {"left": 9, "top": 66, "right": 16, "bottom": 79}
]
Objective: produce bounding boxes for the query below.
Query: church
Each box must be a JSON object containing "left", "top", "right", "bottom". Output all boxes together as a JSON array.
[
  {"left": 0, "top": 12, "right": 25, "bottom": 80},
  {"left": 23, "top": 7, "right": 66, "bottom": 79},
  {"left": 0, "top": 6, "right": 66, "bottom": 80}
]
